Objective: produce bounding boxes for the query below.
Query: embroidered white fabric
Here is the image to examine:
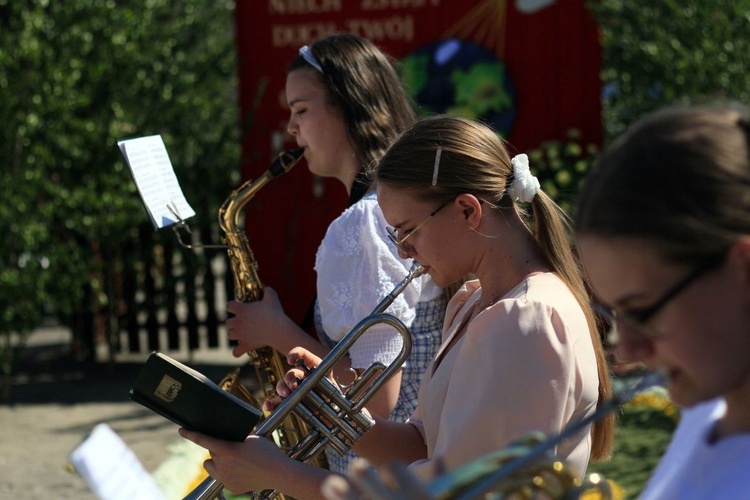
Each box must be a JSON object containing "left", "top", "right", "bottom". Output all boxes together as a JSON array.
[{"left": 315, "top": 191, "right": 442, "bottom": 369}]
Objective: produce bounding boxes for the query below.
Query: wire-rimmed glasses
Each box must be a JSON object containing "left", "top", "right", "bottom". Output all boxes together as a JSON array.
[
  {"left": 593, "top": 253, "right": 726, "bottom": 340},
  {"left": 386, "top": 200, "right": 450, "bottom": 253}
]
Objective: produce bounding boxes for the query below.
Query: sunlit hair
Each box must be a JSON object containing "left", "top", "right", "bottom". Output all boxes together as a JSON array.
[
  {"left": 576, "top": 103, "right": 750, "bottom": 264},
  {"left": 288, "top": 33, "right": 417, "bottom": 177},
  {"left": 376, "top": 114, "right": 614, "bottom": 460}
]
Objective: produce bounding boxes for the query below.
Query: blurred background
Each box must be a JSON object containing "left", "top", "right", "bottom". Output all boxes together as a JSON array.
[{"left": 1, "top": 1, "right": 748, "bottom": 498}]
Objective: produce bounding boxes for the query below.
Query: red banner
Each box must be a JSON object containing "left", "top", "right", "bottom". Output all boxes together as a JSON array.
[{"left": 234, "top": 0, "right": 601, "bottom": 325}]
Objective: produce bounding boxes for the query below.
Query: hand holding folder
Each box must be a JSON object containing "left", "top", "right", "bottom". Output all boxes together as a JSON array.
[{"left": 129, "top": 352, "right": 262, "bottom": 442}]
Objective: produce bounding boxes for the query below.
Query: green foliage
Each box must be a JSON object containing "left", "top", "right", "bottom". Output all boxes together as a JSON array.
[
  {"left": 527, "top": 129, "right": 599, "bottom": 214},
  {"left": 589, "top": 0, "right": 750, "bottom": 138},
  {"left": 588, "top": 401, "right": 676, "bottom": 499},
  {"left": 0, "top": 0, "right": 240, "bottom": 374},
  {"left": 400, "top": 52, "right": 430, "bottom": 97}
]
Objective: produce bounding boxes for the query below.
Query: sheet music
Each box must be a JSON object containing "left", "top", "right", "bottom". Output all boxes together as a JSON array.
[
  {"left": 118, "top": 134, "right": 196, "bottom": 229},
  {"left": 69, "top": 423, "right": 166, "bottom": 500}
]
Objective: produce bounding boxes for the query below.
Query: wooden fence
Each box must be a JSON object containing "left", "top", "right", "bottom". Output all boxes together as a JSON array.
[{"left": 110, "top": 219, "right": 234, "bottom": 360}]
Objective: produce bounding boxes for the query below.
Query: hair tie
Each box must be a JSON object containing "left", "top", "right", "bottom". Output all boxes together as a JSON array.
[
  {"left": 507, "top": 153, "right": 540, "bottom": 203},
  {"left": 298, "top": 45, "right": 324, "bottom": 74},
  {"left": 431, "top": 148, "right": 442, "bottom": 186}
]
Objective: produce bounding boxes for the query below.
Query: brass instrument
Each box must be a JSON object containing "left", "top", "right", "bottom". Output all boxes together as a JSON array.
[
  {"left": 186, "top": 262, "right": 426, "bottom": 500},
  {"left": 199, "top": 148, "right": 311, "bottom": 500},
  {"left": 340, "top": 371, "right": 665, "bottom": 500},
  {"left": 218, "top": 147, "right": 310, "bottom": 409}
]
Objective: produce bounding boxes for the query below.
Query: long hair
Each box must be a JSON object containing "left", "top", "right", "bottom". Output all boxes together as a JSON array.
[
  {"left": 288, "top": 33, "right": 417, "bottom": 179},
  {"left": 376, "top": 114, "right": 614, "bottom": 460},
  {"left": 576, "top": 103, "right": 750, "bottom": 264}
]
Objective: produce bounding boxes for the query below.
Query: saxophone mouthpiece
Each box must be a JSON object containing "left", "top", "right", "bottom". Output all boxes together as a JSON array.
[{"left": 268, "top": 148, "right": 305, "bottom": 178}]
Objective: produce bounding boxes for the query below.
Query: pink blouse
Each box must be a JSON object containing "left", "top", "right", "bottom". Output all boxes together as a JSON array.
[{"left": 406, "top": 273, "right": 599, "bottom": 481}]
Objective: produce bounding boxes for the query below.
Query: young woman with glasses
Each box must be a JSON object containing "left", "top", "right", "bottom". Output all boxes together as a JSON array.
[
  {"left": 359, "top": 113, "right": 613, "bottom": 481},
  {"left": 218, "top": 34, "right": 447, "bottom": 475},
  {"left": 575, "top": 104, "right": 750, "bottom": 499},
  {"left": 178, "top": 114, "right": 614, "bottom": 498}
]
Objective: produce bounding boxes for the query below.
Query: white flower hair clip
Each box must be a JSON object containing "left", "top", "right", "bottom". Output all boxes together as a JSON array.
[
  {"left": 507, "top": 153, "right": 540, "bottom": 203},
  {"left": 299, "top": 45, "right": 323, "bottom": 74}
]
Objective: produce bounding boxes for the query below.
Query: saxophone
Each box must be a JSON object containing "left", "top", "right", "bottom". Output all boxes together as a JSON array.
[
  {"left": 187, "top": 262, "right": 425, "bottom": 500},
  {"left": 216, "top": 148, "right": 327, "bottom": 469}
]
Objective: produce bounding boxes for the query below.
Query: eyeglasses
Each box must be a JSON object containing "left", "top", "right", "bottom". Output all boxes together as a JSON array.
[
  {"left": 593, "top": 253, "right": 725, "bottom": 339},
  {"left": 386, "top": 200, "right": 450, "bottom": 253}
]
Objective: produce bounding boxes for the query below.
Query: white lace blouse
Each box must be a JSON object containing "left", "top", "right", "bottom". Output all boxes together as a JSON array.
[{"left": 314, "top": 191, "right": 442, "bottom": 370}]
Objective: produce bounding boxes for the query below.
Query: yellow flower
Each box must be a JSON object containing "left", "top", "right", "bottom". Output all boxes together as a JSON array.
[
  {"left": 580, "top": 478, "right": 626, "bottom": 500},
  {"left": 626, "top": 390, "right": 680, "bottom": 421}
]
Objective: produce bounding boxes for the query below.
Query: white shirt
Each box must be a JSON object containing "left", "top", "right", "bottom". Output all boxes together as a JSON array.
[
  {"left": 314, "top": 191, "right": 442, "bottom": 369},
  {"left": 641, "top": 398, "right": 750, "bottom": 499}
]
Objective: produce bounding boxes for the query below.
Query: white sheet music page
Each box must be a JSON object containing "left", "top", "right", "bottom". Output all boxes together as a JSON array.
[
  {"left": 69, "top": 423, "right": 166, "bottom": 500},
  {"left": 118, "top": 134, "right": 196, "bottom": 229}
]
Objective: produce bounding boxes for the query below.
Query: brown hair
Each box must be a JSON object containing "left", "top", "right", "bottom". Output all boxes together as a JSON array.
[
  {"left": 576, "top": 104, "right": 750, "bottom": 265},
  {"left": 376, "top": 114, "right": 614, "bottom": 460},
  {"left": 288, "top": 33, "right": 417, "bottom": 178}
]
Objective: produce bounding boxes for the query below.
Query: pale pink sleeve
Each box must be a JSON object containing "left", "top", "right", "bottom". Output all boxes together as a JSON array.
[
  {"left": 405, "top": 405, "right": 425, "bottom": 441},
  {"left": 408, "top": 296, "right": 594, "bottom": 481}
]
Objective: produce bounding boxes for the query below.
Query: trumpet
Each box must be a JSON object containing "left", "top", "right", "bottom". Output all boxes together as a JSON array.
[{"left": 186, "top": 262, "right": 426, "bottom": 500}]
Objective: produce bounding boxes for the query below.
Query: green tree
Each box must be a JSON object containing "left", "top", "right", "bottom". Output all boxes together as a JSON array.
[
  {"left": 528, "top": 129, "right": 600, "bottom": 215},
  {"left": 590, "top": 0, "right": 750, "bottom": 138},
  {"left": 0, "top": 0, "right": 239, "bottom": 396}
]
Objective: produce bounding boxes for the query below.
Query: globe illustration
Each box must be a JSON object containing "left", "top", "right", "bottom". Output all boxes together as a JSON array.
[{"left": 400, "top": 38, "right": 516, "bottom": 136}]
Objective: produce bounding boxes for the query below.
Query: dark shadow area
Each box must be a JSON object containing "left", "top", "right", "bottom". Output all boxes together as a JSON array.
[{"left": 4, "top": 340, "right": 260, "bottom": 406}]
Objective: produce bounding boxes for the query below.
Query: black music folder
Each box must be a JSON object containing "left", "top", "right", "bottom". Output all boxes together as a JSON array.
[{"left": 129, "top": 352, "right": 262, "bottom": 442}]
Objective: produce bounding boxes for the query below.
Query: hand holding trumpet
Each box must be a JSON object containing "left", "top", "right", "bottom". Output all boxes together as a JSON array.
[
  {"left": 178, "top": 429, "right": 289, "bottom": 495},
  {"left": 179, "top": 348, "right": 344, "bottom": 498}
]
